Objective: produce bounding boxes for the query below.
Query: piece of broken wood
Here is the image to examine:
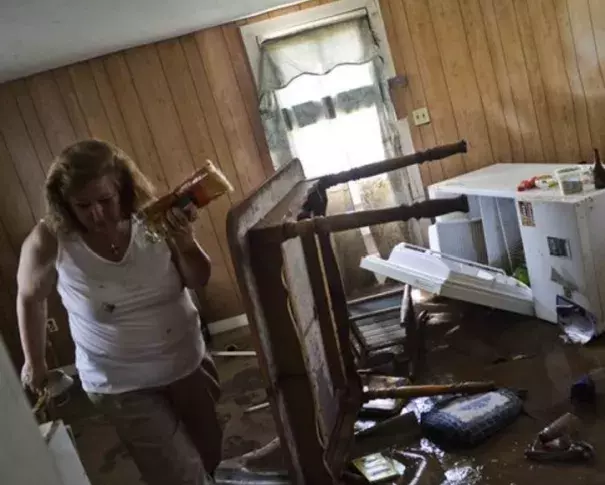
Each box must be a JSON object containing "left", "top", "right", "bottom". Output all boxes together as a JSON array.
[{"left": 244, "top": 402, "right": 271, "bottom": 414}]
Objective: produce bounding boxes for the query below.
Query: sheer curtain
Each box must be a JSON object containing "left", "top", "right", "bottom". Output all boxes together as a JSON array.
[{"left": 258, "top": 15, "right": 413, "bottom": 296}]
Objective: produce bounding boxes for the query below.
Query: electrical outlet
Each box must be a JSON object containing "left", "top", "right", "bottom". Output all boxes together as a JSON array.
[
  {"left": 46, "top": 318, "right": 59, "bottom": 333},
  {"left": 412, "top": 107, "right": 431, "bottom": 126}
]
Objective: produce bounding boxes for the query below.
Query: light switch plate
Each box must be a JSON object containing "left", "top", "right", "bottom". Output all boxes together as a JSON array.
[{"left": 412, "top": 107, "right": 430, "bottom": 126}]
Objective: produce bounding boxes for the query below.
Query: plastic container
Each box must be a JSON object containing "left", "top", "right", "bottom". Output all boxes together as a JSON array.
[{"left": 554, "top": 166, "right": 584, "bottom": 195}]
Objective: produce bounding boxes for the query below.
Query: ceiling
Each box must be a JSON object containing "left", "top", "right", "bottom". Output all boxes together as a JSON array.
[{"left": 0, "top": 0, "right": 300, "bottom": 83}]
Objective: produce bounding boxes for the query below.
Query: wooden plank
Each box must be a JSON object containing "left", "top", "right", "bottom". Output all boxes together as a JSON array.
[
  {"left": 68, "top": 62, "right": 115, "bottom": 143},
  {"left": 0, "top": 84, "right": 47, "bottom": 220},
  {"left": 222, "top": 24, "right": 275, "bottom": 177},
  {"left": 387, "top": 0, "right": 444, "bottom": 184},
  {"left": 0, "top": 132, "right": 36, "bottom": 251},
  {"left": 552, "top": 0, "right": 593, "bottom": 161},
  {"left": 380, "top": 0, "right": 434, "bottom": 186},
  {"left": 53, "top": 67, "right": 90, "bottom": 140},
  {"left": 9, "top": 80, "right": 54, "bottom": 172},
  {"left": 512, "top": 0, "right": 557, "bottom": 161},
  {"left": 402, "top": 0, "right": 465, "bottom": 178},
  {"left": 102, "top": 53, "right": 168, "bottom": 191},
  {"left": 586, "top": 0, "right": 605, "bottom": 152},
  {"left": 27, "top": 72, "right": 77, "bottom": 156},
  {"left": 89, "top": 59, "right": 135, "bottom": 155},
  {"left": 156, "top": 38, "right": 241, "bottom": 302},
  {"left": 196, "top": 28, "right": 268, "bottom": 194},
  {"left": 180, "top": 36, "right": 245, "bottom": 201},
  {"left": 428, "top": 0, "right": 493, "bottom": 172},
  {"left": 526, "top": 0, "right": 581, "bottom": 162},
  {"left": 492, "top": 0, "right": 544, "bottom": 162},
  {"left": 124, "top": 44, "right": 238, "bottom": 319},
  {"left": 480, "top": 0, "right": 525, "bottom": 162},
  {"left": 53, "top": 68, "right": 91, "bottom": 142},
  {"left": 458, "top": 0, "right": 513, "bottom": 163}
]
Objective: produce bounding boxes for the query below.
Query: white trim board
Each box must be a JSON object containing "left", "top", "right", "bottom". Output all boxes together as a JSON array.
[{"left": 208, "top": 314, "right": 249, "bottom": 336}]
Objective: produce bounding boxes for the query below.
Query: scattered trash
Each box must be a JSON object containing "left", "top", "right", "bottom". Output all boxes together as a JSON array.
[
  {"left": 525, "top": 412, "right": 594, "bottom": 463},
  {"left": 444, "top": 325, "right": 461, "bottom": 337},
  {"left": 244, "top": 402, "right": 270, "bottom": 414},
  {"left": 351, "top": 453, "right": 401, "bottom": 483},
  {"left": 420, "top": 389, "right": 523, "bottom": 448},
  {"left": 556, "top": 295, "right": 597, "bottom": 345},
  {"left": 571, "top": 367, "right": 605, "bottom": 403},
  {"left": 538, "top": 412, "right": 580, "bottom": 443}
]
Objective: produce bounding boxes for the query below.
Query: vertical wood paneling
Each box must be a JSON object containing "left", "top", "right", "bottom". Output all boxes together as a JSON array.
[
  {"left": 512, "top": 0, "right": 558, "bottom": 161},
  {"left": 102, "top": 53, "right": 168, "bottom": 190},
  {"left": 478, "top": 0, "right": 526, "bottom": 162},
  {"left": 53, "top": 69, "right": 91, "bottom": 141},
  {"left": 459, "top": 0, "right": 513, "bottom": 163},
  {"left": 10, "top": 80, "right": 54, "bottom": 171},
  {"left": 89, "top": 59, "right": 135, "bottom": 154},
  {"left": 0, "top": 85, "right": 47, "bottom": 219},
  {"left": 493, "top": 0, "right": 544, "bottom": 161},
  {"left": 222, "top": 24, "right": 275, "bottom": 177},
  {"left": 402, "top": 0, "right": 465, "bottom": 178},
  {"left": 68, "top": 62, "right": 116, "bottom": 143},
  {"left": 27, "top": 72, "right": 77, "bottom": 156},
  {"left": 381, "top": 0, "right": 437, "bottom": 185},
  {"left": 429, "top": 0, "right": 493, "bottom": 172},
  {"left": 553, "top": 0, "right": 593, "bottom": 161},
  {"left": 195, "top": 29, "right": 267, "bottom": 193},
  {"left": 181, "top": 36, "right": 246, "bottom": 202},
  {"left": 527, "top": 0, "right": 581, "bottom": 162}
]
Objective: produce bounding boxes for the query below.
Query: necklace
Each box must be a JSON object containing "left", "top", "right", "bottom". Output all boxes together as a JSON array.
[{"left": 110, "top": 243, "right": 120, "bottom": 255}]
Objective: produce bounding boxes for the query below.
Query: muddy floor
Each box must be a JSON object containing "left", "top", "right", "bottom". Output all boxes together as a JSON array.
[{"left": 56, "top": 296, "right": 605, "bottom": 484}]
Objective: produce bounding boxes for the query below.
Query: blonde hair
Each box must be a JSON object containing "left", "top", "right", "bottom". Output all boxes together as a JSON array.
[{"left": 44, "top": 139, "right": 156, "bottom": 233}]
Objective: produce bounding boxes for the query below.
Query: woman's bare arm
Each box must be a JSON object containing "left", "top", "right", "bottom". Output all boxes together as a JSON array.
[{"left": 16, "top": 222, "right": 58, "bottom": 382}]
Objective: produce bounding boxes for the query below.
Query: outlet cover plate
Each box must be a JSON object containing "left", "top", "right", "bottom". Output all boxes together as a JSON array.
[{"left": 412, "top": 107, "right": 431, "bottom": 126}]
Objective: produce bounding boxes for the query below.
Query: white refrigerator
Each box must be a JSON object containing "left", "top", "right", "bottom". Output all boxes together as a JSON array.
[{"left": 361, "top": 163, "right": 605, "bottom": 343}]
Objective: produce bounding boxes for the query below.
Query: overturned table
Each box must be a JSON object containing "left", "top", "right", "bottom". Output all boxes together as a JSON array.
[{"left": 226, "top": 140, "right": 470, "bottom": 484}]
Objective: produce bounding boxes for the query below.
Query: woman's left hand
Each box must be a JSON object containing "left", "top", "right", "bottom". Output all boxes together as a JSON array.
[{"left": 165, "top": 203, "right": 197, "bottom": 246}]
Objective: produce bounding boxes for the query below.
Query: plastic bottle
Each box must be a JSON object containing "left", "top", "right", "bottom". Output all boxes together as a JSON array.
[{"left": 136, "top": 160, "right": 233, "bottom": 241}]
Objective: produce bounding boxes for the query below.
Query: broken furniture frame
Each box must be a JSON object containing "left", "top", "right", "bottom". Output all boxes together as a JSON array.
[{"left": 226, "top": 140, "right": 469, "bottom": 484}]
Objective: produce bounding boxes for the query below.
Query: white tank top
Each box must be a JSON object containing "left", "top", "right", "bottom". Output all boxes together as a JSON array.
[{"left": 55, "top": 220, "right": 205, "bottom": 394}]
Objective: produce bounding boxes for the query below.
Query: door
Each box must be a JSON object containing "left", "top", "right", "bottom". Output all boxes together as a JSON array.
[{"left": 361, "top": 243, "right": 534, "bottom": 316}]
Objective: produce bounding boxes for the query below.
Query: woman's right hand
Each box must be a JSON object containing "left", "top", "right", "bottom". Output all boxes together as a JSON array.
[{"left": 21, "top": 360, "right": 48, "bottom": 393}]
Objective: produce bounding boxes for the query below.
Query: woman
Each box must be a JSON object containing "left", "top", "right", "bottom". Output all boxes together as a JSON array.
[{"left": 17, "top": 139, "right": 222, "bottom": 485}]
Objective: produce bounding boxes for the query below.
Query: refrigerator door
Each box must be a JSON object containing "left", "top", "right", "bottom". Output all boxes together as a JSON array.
[{"left": 360, "top": 243, "right": 535, "bottom": 316}]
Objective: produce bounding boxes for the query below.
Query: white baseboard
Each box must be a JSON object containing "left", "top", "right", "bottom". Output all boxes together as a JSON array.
[{"left": 208, "top": 314, "right": 249, "bottom": 336}]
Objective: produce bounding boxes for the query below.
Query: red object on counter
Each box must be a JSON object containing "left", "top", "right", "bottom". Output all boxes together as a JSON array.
[{"left": 518, "top": 176, "right": 537, "bottom": 191}]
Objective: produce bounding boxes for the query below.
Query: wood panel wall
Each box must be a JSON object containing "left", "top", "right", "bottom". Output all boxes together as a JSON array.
[
  {"left": 0, "top": 25, "right": 273, "bottom": 364},
  {"left": 382, "top": 0, "right": 605, "bottom": 186}
]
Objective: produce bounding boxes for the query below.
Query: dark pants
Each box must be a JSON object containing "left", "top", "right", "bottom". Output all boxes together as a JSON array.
[{"left": 88, "top": 357, "right": 222, "bottom": 485}]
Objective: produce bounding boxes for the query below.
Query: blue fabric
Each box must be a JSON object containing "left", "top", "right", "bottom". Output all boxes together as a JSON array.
[{"left": 420, "top": 389, "right": 523, "bottom": 448}]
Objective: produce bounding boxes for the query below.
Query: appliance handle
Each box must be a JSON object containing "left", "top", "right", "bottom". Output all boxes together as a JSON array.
[{"left": 401, "top": 243, "right": 508, "bottom": 276}]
